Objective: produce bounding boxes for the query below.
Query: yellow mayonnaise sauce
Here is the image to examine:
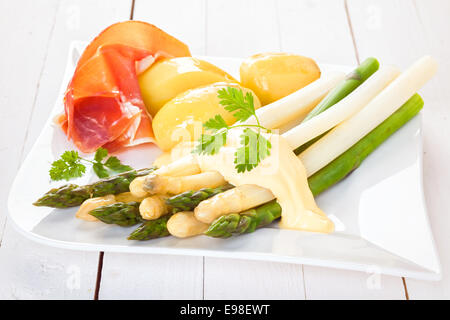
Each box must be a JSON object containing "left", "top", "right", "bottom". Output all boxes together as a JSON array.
[{"left": 157, "top": 130, "right": 334, "bottom": 234}]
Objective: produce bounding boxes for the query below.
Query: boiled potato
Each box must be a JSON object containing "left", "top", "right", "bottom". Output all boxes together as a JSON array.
[
  {"left": 240, "top": 52, "right": 321, "bottom": 105},
  {"left": 138, "top": 57, "right": 237, "bottom": 116},
  {"left": 152, "top": 82, "right": 261, "bottom": 151}
]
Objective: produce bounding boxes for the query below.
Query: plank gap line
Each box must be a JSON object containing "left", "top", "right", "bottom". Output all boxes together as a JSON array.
[
  {"left": 204, "top": 0, "right": 208, "bottom": 55},
  {"left": 301, "top": 265, "right": 307, "bottom": 299},
  {"left": 130, "top": 0, "right": 136, "bottom": 20},
  {"left": 343, "top": 0, "right": 360, "bottom": 64},
  {"left": 202, "top": 256, "right": 205, "bottom": 300},
  {"left": 412, "top": 0, "right": 425, "bottom": 29},
  {"left": 402, "top": 277, "right": 410, "bottom": 300},
  {"left": 274, "top": 0, "right": 282, "bottom": 52},
  {"left": 94, "top": 251, "right": 105, "bottom": 300}
]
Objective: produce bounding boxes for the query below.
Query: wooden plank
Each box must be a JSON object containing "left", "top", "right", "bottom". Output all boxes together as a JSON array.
[
  {"left": 94, "top": 0, "right": 206, "bottom": 299},
  {"left": 0, "top": 229, "right": 99, "bottom": 299},
  {"left": 278, "top": 0, "right": 406, "bottom": 299},
  {"left": 0, "top": 0, "right": 132, "bottom": 299},
  {"left": 0, "top": 0, "right": 58, "bottom": 240},
  {"left": 99, "top": 253, "right": 203, "bottom": 299},
  {"left": 407, "top": 0, "right": 450, "bottom": 295},
  {"left": 133, "top": 0, "right": 206, "bottom": 55},
  {"left": 363, "top": 0, "right": 450, "bottom": 299},
  {"left": 203, "top": 0, "right": 305, "bottom": 299},
  {"left": 278, "top": 0, "right": 356, "bottom": 65},
  {"left": 206, "top": 0, "right": 279, "bottom": 57},
  {"left": 304, "top": 266, "right": 405, "bottom": 299},
  {"left": 204, "top": 258, "right": 304, "bottom": 299},
  {"left": 347, "top": 0, "right": 450, "bottom": 299}
]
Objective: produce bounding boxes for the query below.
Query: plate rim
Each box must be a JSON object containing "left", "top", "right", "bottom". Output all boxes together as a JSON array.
[{"left": 6, "top": 42, "right": 442, "bottom": 281}]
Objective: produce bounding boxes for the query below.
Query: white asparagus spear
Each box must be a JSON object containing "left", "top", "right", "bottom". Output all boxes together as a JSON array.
[
  {"left": 167, "top": 211, "right": 210, "bottom": 238},
  {"left": 194, "top": 184, "right": 275, "bottom": 224},
  {"left": 244, "top": 72, "right": 345, "bottom": 129},
  {"left": 154, "top": 154, "right": 201, "bottom": 176},
  {"left": 143, "top": 171, "right": 226, "bottom": 195},
  {"left": 114, "top": 192, "right": 147, "bottom": 203},
  {"left": 129, "top": 176, "right": 149, "bottom": 198},
  {"left": 139, "top": 195, "right": 168, "bottom": 220},
  {"left": 299, "top": 55, "right": 438, "bottom": 176},
  {"left": 282, "top": 66, "right": 400, "bottom": 149},
  {"left": 129, "top": 155, "right": 201, "bottom": 197},
  {"left": 75, "top": 195, "right": 116, "bottom": 222}
]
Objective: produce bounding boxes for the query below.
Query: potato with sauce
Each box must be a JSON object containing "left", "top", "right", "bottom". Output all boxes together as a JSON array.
[
  {"left": 152, "top": 82, "right": 261, "bottom": 151},
  {"left": 240, "top": 53, "right": 321, "bottom": 105},
  {"left": 138, "top": 57, "right": 237, "bottom": 116}
]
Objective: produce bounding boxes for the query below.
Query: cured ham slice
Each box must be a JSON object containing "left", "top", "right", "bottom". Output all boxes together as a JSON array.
[{"left": 62, "top": 21, "right": 191, "bottom": 153}]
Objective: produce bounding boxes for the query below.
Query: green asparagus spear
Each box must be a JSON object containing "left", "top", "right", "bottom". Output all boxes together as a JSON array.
[
  {"left": 307, "top": 93, "right": 423, "bottom": 196},
  {"left": 128, "top": 215, "right": 171, "bottom": 240},
  {"left": 33, "top": 168, "right": 154, "bottom": 208},
  {"left": 205, "top": 200, "right": 281, "bottom": 238},
  {"left": 294, "top": 57, "right": 379, "bottom": 154},
  {"left": 33, "top": 184, "right": 92, "bottom": 208},
  {"left": 166, "top": 184, "right": 234, "bottom": 212},
  {"left": 89, "top": 202, "right": 143, "bottom": 226}
]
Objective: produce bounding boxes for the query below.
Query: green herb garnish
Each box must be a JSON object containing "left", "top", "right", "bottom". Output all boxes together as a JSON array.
[
  {"left": 193, "top": 87, "right": 272, "bottom": 173},
  {"left": 49, "top": 147, "right": 133, "bottom": 181}
]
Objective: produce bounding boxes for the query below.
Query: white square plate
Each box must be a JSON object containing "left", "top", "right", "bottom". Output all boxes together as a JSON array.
[{"left": 8, "top": 42, "right": 441, "bottom": 280}]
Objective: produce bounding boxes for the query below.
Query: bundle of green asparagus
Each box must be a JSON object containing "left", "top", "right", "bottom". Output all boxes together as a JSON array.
[{"left": 33, "top": 168, "right": 154, "bottom": 208}]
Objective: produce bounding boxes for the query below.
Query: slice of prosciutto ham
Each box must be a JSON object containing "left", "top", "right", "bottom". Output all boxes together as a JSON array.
[{"left": 60, "top": 21, "right": 191, "bottom": 153}]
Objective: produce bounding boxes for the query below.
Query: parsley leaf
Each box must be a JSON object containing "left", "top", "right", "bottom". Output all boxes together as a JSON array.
[
  {"left": 92, "top": 149, "right": 133, "bottom": 176},
  {"left": 234, "top": 129, "right": 271, "bottom": 173},
  {"left": 93, "top": 162, "right": 109, "bottom": 178},
  {"left": 49, "top": 151, "right": 86, "bottom": 181},
  {"left": 94, "top": 147, "right": 108, "bottom": 163},
  {"left": 192, "top": 86, "right": 272, "bottom": 173},
  {"left": 193, "top": 132, "right": 227, "bottom": 155},
  {"left": 103, "top": 156, "right": 133, "bottom": 173},
  {"left": 203, "top": 114, "right": 229, "bottom": 132},
  {"left": 217, "top": 87, "right": 255, "bottom": 121},
  {"left": 49, "top": 148, "right": 134, "bottom": 181}
]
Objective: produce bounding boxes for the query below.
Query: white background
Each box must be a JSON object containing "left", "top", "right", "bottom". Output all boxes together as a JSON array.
[{"left": 0, "top": 0, "right": 449, "bottom": 299}]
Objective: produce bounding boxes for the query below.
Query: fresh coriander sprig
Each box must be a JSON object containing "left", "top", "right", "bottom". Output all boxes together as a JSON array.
[
  {"left": 193, "top": 87, "right": 272, "bottom": 173},
  {"left": 49, "top": 148, "right": 133, "bottom": 181}
]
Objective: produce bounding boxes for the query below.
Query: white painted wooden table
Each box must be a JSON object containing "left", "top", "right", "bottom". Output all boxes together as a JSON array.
[{"left": 1, "top": 0, "right": 449, "bottom": 300}]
